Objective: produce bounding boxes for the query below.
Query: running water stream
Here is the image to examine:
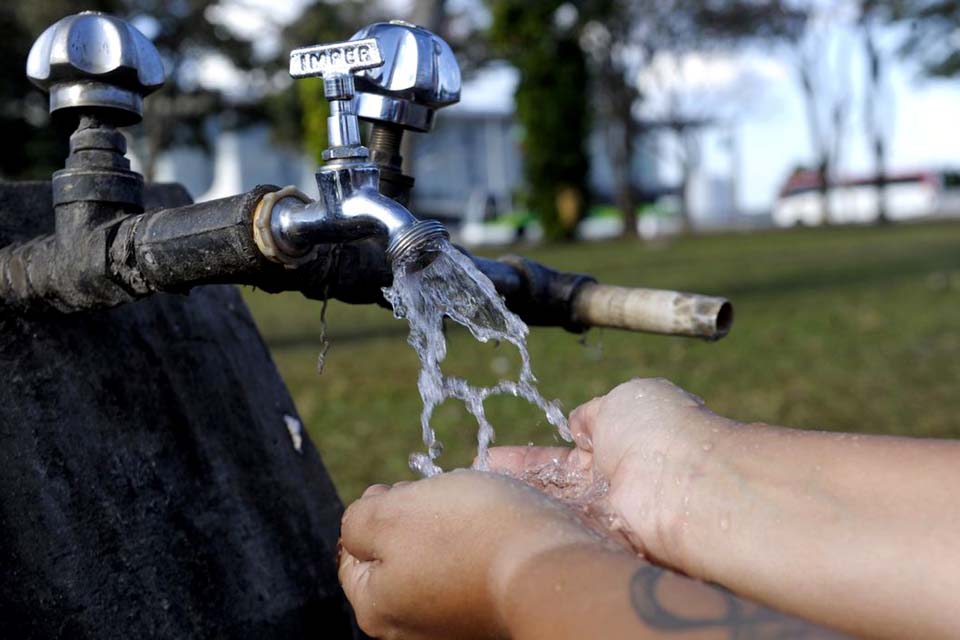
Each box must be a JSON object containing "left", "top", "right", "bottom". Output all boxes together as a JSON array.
[{"left": 384, "top": 239, "right": 570, "bottom": 476}]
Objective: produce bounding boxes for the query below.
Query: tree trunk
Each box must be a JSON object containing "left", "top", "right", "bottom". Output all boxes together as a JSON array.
[
  {"left": 864, "top": 25, "right": 889, "bottom": 225},
  {"left": 797, "top": 56, "right": 832, "bottom": 226},
  {"left": 875, "top": 138, "right": 888, "bottom": 224},
  {"left": 607, "top": 88, "right": 637, "bottom": 238},
  {"left": 817, "top": 159, "right": 831, "bottom": 225}
]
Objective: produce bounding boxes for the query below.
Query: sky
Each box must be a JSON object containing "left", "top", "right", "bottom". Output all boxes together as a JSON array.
[
  {"left": 695, "top": 40, "right": 960, "bottom": 212},
  {"left": 212, "top": 0, "right": 960, "bottom": 214}
]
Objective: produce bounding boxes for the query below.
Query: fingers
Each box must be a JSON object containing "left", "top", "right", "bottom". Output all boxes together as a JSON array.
[
  {"left": 341, "top": 480, "right": 415, "bottom": 562},
  {"left": 338, "top": 548, "right": 383, "bottom": 637},
  {"left": 569, "top": 397, "right": 603, "bottom": 450},
  {"left": 362, "top": 483, "right": 390, "bottom": 498},
  {"left": 338, "top": 547, "right": 373, "bottom": 599},
  {"left": 489, "top": 446, "right": 592, "bottom": 476},
  {"left": 614, "top": 377, "right": 706, "bottom": 408},
  {"left": 341, "top": 491, "right": 390, "bottom": 562},
  {"left": 487, "top": 446, "right": 579, "bottom": 475}
]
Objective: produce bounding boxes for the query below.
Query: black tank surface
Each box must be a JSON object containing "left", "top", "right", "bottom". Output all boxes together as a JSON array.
[{"left": 0, "top": 182, "right": 355, "bottom": 639}]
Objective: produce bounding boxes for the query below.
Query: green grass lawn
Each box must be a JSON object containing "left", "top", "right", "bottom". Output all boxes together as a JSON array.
[{"left": 242, "top": 221, "right": 960, "bottom": 502}]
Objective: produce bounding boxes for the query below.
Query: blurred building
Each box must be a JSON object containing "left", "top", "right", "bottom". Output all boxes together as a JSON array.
[{"left": 688, "top": 172, "right": 737, "bottom": 229}]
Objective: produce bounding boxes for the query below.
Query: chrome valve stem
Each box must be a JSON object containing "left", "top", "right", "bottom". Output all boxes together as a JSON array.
[
  {"left": 289, "top": 38, "right": 383, "bottom": 160},
  {"left": 257, "top": 33, "right": 448, "bottom": 268}
]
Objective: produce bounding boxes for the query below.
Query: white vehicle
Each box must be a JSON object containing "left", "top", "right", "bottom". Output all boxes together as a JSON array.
[{"left": 773, "top": 169, "right": 960, "bottom": 227}]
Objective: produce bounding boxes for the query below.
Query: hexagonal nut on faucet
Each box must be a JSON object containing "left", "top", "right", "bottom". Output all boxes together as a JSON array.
[
  {"left": 26, "top": 11, "right": 165, "bottom": 126},
  {"left": 350, "top": 21, "right": 461, "bottom": 132}
]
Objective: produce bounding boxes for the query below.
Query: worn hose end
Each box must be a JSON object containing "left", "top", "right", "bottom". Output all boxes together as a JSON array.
[
  {"left": 571, "top": 284, "right": 734, "bottom": 340},
  {"left": 386, "top": 219, "right": 448, "bottom": 266}
]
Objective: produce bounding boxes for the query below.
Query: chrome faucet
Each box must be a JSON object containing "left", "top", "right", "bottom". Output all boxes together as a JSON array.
[
  {"left": 255, "top": 35, "right": 449, "bottom": 268},
  {"left": 350, "top": 21, "right": 461, "bottom": 204},
  {"left": 2, "top": 11, "right": 733, "bottom": 343}
]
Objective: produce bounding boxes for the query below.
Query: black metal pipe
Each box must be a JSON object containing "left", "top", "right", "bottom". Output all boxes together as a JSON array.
[
  {"left": 0, "top": 185, "right": 600, "bottom": 334},
  {"left": 110, "top": 186, "right": 277, "bottom": 294}
]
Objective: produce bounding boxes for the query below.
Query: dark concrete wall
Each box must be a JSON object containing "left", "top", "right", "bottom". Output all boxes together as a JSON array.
[{"left": 0, "top": 183, "right": 354, "bottom": 639}]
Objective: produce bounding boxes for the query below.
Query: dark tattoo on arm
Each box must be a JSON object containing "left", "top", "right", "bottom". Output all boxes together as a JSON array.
[{"left": 629, "top": 564, "right": 843, "bottom": 639}]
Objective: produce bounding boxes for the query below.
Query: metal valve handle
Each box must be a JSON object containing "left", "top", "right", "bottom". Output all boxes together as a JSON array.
[
  {"left": 289, "top": 38, "right": 384, "bottom": 159},
  {"left": 26, "top": 11, "right": 164, "bottom": 126}
]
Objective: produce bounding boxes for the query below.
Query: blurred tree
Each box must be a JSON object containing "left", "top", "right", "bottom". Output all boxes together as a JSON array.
[
  {"left": 0, "top": 1, "right": 117, "bottom": 179},
  {"left": 269, "top": 1, "right": 370, "bottom": 165},
  {"left": 126, "top": 0, "right": 263, "bottom": 180},
  {"left": 0, "top": 1, "right": 263, "bottom": 181},
  {"left": 893, "top": 0, "right": 960, "bottom": 77},
  {"left": 580, "top": 0, "right": 804, "bottom": 233},
  {"left": 786, "top": 2, "right": 859, "bottom": 226},
  {"left": 859, "top": 0, "right": 896, "bottom": 224},
  {"left": 489, "top": 1, "right": 590, "bottom": 241}
]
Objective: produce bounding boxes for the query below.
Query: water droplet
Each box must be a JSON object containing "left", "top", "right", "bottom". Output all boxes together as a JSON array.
[
  {"left": 655, "top": 453, "right": 665, "bottom": 465},
  {"left": 719, "top": 516, "right": 730, "bottom": 531},
  {"left": 701, "top": 442, "right": 713, "bottom": 452},
  {"left": 409, "top": 452, "right": 441, "bottom": 477}
]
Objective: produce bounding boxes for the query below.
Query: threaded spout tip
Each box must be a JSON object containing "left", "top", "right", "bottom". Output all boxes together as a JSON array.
[{"left": 386, "top": 219, "right": 449, "bottom": 266}]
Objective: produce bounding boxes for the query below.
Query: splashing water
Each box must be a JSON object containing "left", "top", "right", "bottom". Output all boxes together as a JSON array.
[{"left": 383, "top": 239, "right": 570, "bottom": 476}]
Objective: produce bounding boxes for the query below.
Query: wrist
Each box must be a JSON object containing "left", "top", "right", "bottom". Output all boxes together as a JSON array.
[
  {"left": 617, "top": 409, "right": 744, "bottom": 576},
  {"left": 486, "top": 506, "right": 610, "bottom": 636},
  {"left": 495, "top": 542, "right": 638, "bottom": 639}
]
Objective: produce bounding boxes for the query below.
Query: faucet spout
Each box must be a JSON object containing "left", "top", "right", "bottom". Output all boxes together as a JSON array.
[
  {"left": 341, "top": 188, "right": 415, "bottom": 235},
  {"left": 260, "top": 163, "right": 447, "bottom": 267},
  {"left": 341, "top": 189, "right": 447, "bottom": 263}
]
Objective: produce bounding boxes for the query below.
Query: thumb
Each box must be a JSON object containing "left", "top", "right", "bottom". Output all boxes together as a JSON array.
[
  {"left": 338, "top": 548, "right": 383, "bottom": 637},
  {"left": 569, "top": 397, "right": 603, "bottom": 450}
]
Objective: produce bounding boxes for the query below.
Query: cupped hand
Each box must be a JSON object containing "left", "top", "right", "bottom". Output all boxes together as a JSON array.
[
  {"left": 487, "top": 377, "right": 734, "bottom": 570},
  {"left": 338, "top": 469, "right": 608, "bottom": 640}
]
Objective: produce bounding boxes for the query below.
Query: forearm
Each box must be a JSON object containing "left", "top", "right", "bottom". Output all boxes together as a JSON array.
[
  {"left": 498, "top": 544, "right": 836, "bottom": 639},
  {"left": 673, "top": 422, "right": 960, "bottom": 638}
]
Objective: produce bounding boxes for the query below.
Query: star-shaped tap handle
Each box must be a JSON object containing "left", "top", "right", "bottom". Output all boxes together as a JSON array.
[
  {"left": 289, "top": 38, "right": 384, "bottom": 160},
  {"left": 26, "top": 11, "right": 164, "bottom": 127}
]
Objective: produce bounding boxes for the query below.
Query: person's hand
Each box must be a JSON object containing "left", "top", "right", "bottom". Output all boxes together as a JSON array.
[
  {"left": 488, "top": 377, "right": 734, "bottom": 571},
  {"left": 338, "top": 470, "right": 609, "bottom": 640}
]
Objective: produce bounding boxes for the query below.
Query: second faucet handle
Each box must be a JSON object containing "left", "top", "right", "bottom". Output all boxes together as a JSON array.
[{"left": 289, "top": 38, "right": 384, "bottom": 159}]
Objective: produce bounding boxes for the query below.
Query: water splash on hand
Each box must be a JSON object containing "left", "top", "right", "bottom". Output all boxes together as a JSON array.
[{"left": 384, "top": 239, "right": 569, "bottom": 476}]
